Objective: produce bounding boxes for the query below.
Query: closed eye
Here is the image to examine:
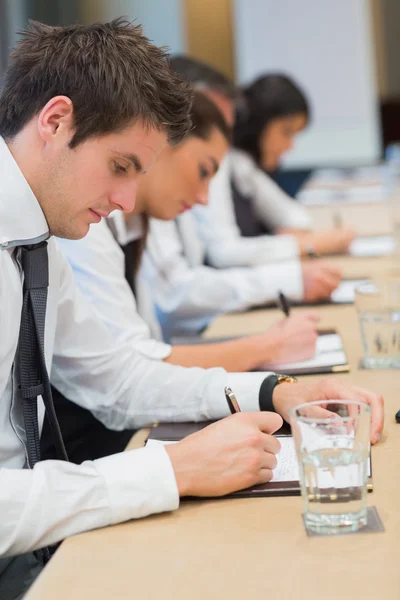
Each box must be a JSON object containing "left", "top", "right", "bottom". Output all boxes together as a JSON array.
[
  {"left": 199, "top": 165, "right": 210, "bottom": 180},
  {"left": 113, "top": 161, "right": 128, "bottom": 174}
]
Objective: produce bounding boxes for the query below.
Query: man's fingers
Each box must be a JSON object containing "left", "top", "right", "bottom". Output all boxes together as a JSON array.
[
  {"left": 258, "top": 468, "right": 274, "bottom": 484},
  {"left": 347, "top": 385, "right": 384, "bottom": 443},
  {"left": 261, "top": 433, "right": 281, "bottom": 456},
  {"left": 291, "top": 404, "right": 336, "bottom": 423},
  {"left": 319, "top": 379, "right": 384, "bottom": 444},
  {"left": 256, "top": 411, "right": 283, "bottom": 435},
  {"left": 261, "top": 450, "right": 278, "bottom": 470}
]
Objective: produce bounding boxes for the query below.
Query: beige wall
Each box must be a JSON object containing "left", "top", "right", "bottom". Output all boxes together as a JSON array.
[{"left": 184, "top": 0, "right": 234, "bottom": 81}]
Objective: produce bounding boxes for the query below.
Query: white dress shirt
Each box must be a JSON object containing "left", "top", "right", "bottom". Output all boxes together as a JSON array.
[
  {"left": 0, "top": 137, "right": 269, "bottom": 557},
  {"left": 56, "top": 211, "right": 271, "bottom": 402},
  {"left": 142, "top": 210, "right": 304, "bottom": 340},
  {"left": 194, "top": 149, "right": 312, "bottom": 268}
]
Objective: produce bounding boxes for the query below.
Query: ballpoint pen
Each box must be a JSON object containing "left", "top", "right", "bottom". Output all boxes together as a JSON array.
[{"left": 224, "top": 386, "right": 241, "bottom": 414}]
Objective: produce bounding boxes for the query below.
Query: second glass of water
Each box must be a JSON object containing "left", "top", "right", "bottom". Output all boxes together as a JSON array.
[
  {"left": 355, "top": 280, "right": 400, "bottom": 369},
  {"left": 291, "top": 400, "right": 371, "bottom": 535}
]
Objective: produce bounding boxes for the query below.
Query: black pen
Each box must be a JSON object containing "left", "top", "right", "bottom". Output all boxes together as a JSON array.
[
  {"left": 224, "top": 386, "right": 241, "bottom": 414},
  {"left": 277, "top": 291, "right": 291, "bottom": 317}
]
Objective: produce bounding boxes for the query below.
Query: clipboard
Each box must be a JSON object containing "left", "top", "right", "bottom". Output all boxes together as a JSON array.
[{"left": 146, "top": 423, "right": 373, "bottom": 498}]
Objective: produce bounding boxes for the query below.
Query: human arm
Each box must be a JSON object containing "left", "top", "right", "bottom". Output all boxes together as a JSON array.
[
  {"left": 197, "top": 153, "right": 303, "bottom": 268},
  {"left": 287, "top": 227, "right": 356, "bottom": 256},
  {"left": 2, "top": 239, "right": 282, "bottom": 556},
  {"left": 166, "top": 312, "right": 319, "bottom": 371},
  {"left": 143, "top": 217, "right": 304, "bottom": 339}
]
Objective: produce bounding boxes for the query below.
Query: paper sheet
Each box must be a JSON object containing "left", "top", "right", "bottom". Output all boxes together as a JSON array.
[
  {"left": 266, "top": 333, "right": 347, "bottom": 372},
  {"left": 331, "top": 279, "right": 369, "bottom": 304},
  {"left": 349, "top": 235, "right": 396, "bottom": 257},
  {"left": 271, "top": 437, "right": 300, "bottom": 482}
]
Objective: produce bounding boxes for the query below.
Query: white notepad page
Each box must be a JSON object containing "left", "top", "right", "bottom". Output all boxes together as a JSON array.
[
  {"left": 331, "top": 279, "right": 369, "bottom": 304},
  {"left": 349, "top": 235, "right": 395, "bottom": 257}
]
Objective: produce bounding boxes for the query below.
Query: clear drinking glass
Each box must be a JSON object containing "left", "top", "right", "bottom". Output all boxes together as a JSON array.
[
  {"left": 291, "top": 400, "right": 371, "bottom": 534},
  {"left": 386, "top": 142, "right": 400, "bottom": 255},
  {"left": 355, "top": 280, "right": 400, "bottom": 369}
]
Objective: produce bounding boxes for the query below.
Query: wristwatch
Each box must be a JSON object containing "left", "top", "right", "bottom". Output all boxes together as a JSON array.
[{"left": 259, "top": 373, "right": 298, "bottom": 413}]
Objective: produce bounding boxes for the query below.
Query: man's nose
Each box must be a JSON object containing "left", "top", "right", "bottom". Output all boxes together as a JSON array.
[{"left": 110, "top": 181, "right": 138, "bottom": 213}]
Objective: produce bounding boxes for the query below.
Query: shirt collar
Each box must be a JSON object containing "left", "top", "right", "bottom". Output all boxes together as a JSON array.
[
  {"left": 107, "top": 211, "right": 143, "bottom": 246},
  {"left": 0, "top": 136, "right": 49, "bottom": 250}
]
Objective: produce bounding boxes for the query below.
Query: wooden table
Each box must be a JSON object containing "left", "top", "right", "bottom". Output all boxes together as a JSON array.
[
  {"left": 308, "top": 200, "right": 392, "bottom": 236},
  {"left": 27, "top": 237, "right": 400, "bottom": 600}
]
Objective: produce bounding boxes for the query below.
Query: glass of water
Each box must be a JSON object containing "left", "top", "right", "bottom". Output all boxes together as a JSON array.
[
  {"left": 291, "top": 400, "right": 371, "bottom": 534},
  {"left": 386, "top": 142, "right": 400, "bottom": 255},
  {"left": 355, "top": 280, "right": 400, "bottom": 369}
]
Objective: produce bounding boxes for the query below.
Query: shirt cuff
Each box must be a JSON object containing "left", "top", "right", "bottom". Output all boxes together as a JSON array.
[
  {"left": 223, "top": 372, "right": 276, "bottom": 413},
  {"left": 94, "top": 444, "right": 179, "bottom": 524}
]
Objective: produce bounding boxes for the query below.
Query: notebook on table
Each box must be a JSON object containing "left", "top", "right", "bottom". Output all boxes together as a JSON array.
[
  {"left": 349, "top": 235, "right": 395, "bottom": 258},
  {"left": 146, "top": 422, "right": 373, "bottom": 498},
  {"left": 330, "top": 278, "right": 369, "bottom": 304}
]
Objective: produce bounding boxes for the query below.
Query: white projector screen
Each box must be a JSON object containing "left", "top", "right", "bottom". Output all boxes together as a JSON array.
[{"left": 233, "top": 0, "right": 381, "bottom": 168}]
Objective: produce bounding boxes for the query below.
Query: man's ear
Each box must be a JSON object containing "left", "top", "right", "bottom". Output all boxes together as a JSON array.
[{"left": 37, "top": 96, "right": 74, "bottom": 145}]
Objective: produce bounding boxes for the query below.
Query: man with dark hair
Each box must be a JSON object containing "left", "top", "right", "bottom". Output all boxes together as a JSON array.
[
  {"left": 0, "top": 20, "right": 286, "bottom": 597},
  {"left": 0, "top": 22, "right": 384, "bottom": 598}
]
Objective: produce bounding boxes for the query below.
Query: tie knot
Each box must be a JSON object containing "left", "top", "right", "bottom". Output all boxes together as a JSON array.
[{"left": 20, "top": 241, "right": 49, "bottom": 290}]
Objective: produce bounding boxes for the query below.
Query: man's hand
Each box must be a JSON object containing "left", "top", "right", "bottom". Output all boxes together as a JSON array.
[
  {"left": 272, "top": 377, "right": 384, "bottom": 444},
  {"left": 166, "top": 412, "right": 283, "bottom": 497},
  {"left": 302, "top": 262, "right": 342, "bottom": 302}
]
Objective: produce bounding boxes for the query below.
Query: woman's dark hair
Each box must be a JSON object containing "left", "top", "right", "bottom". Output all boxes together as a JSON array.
[
  {"left": 234, "top": 74, "right": 310, "bottom": 164},
  {"left": 188, "top": 90, "right": 232, "bottom": 145}
]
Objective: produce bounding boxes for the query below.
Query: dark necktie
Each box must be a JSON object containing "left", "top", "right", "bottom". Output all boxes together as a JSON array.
[{"left": 17, "top": 241, "right": 68, "bottom": 562}]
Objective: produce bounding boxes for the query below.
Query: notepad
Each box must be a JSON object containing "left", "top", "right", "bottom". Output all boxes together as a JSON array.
[
  {"left": 266, "top": 332, "right": 348, "bottom": 375},
  {"left": 146, "top": 435, "right": 371, "bottom": 491},
  {"left": 330, "top": 278, "right": 370, "bottom": 304},
  {"left": 349, "top": 235, "right": 396, "bottom": 257},
  {"left": 145, "top": 437, "right": 298, "bottom": 482}
]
